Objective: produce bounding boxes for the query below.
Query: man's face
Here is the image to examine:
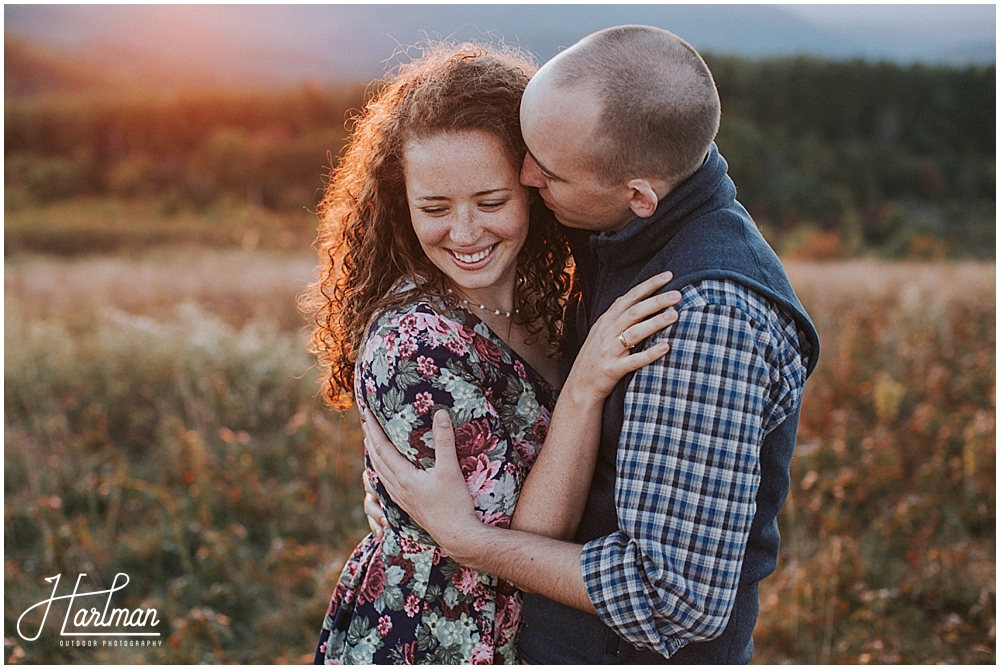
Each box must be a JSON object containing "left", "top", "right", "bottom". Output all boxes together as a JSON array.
[{"left": 519, "top": 79, "right": 635, "bottom": 233}]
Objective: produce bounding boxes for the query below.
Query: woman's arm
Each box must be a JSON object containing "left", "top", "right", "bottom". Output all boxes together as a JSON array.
[{"left": 511, "top": 272, "right": 680, "bottom": 540}]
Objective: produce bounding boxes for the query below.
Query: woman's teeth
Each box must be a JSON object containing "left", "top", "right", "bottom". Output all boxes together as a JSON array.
[{"left": 451, "top": 245, "right": 495, "bottom": 264}]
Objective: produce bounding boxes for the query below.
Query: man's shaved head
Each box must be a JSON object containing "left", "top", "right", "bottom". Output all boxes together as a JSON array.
[{"left": 536, "top": 25, "right": 721, "bottom": 188}]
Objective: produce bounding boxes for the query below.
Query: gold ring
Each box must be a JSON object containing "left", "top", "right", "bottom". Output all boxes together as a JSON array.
[{"left": 618, "top": 330, "right": 633, "bottom": 350}]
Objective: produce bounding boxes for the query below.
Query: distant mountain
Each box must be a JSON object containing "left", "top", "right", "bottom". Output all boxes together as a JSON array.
[
  {"left": 4, "top": 35, "right": 114, "bottom": 97},
  {"left": 4, "top": 4, "right": 995, "bottom": 93}
]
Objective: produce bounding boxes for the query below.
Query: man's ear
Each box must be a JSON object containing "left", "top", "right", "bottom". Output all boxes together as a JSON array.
[{"left": 626, "top": 179, "right": 660, "bottom": 219}]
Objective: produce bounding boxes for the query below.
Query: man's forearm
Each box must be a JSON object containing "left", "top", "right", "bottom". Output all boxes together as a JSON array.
[{"left": 446, "top": 523, "right": 597, "bottom": 614}]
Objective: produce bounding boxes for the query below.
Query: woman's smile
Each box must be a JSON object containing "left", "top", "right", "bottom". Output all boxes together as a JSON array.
[{"left": 448, "top": 243, "right": 498, "bottom": 267}]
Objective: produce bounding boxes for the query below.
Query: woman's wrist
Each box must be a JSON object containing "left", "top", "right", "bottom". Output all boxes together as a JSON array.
[{"left": 559, "top": 370, "right": 611, "bottom": 412}]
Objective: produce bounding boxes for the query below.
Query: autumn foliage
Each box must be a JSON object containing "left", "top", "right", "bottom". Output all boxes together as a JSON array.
[{"left": 3, "top": 256, "right": 994, "bottom": 663}]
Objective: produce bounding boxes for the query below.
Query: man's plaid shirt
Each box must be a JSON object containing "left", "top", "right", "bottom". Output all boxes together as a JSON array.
[{"left": 580, "top": 278, "right": 811, "bottom": 658}]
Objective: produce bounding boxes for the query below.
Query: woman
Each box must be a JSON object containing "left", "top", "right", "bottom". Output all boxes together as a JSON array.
[{"left": 305, "top": 43, "right": 678, "bottom": 664}]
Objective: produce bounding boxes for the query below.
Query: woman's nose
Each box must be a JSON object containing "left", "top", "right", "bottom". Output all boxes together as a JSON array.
[{"left": 449, "top": 208, "right": 480, "bottom": 245}]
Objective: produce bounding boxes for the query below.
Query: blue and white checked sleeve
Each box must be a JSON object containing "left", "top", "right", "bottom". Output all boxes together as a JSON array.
[{"left": 580, "top": 279, "right": 808, "bottom": 658}]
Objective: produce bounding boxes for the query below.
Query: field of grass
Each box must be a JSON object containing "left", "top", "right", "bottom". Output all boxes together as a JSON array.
[
  {"left": 760, "top": 261, "right": 995, "bottom": 664},
  {"left": 4, "top": 196, "right": 318, "bottom": 257},
  {"left": 4, "top": 251, "right": 995, "bottom": 664}
]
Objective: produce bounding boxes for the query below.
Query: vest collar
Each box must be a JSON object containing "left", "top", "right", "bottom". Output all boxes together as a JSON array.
[{"left": 591, "top": 143, "right": 734, "bottom": 267}]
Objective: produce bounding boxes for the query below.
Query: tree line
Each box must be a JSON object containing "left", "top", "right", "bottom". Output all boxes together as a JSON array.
[{"left": 4, "top": 46, "right": 995, "bottom": 259}]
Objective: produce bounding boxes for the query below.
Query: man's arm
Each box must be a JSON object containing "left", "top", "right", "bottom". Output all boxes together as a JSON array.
[
  {"left": 578, "top": 281, "right": 807, "bottom": 657},
  {"left": 364, "top": 407, "right": 596, "bottom": 613}
]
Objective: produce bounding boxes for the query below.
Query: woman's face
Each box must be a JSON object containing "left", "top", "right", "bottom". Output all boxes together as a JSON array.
[{"left": 403, "top": 130, "right": 530, "bottom": 305}]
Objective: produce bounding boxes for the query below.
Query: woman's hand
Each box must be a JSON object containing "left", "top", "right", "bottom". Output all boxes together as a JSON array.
[
  {"left": 566, "top": 270, "right": 680, "bottom": 401},
  {"left": 510, "top": 271, "right": 679, "bottom": 539}
]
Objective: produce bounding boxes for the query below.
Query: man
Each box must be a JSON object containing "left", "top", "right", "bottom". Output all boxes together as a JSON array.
[{"left": 366, "top": 25, "right": 819, "bottom": 663}]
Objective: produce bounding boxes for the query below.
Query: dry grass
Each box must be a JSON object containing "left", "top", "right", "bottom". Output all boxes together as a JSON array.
[
  {"left": 5, "top": 249, "right": 316, "bottom": 330},
  {"left": 4, "top": 196, "right": 318, "bottom": 256},
  {"left": 758, "top": 260, "right": 995, "bottom": 664},
  {"left": 785, "top": 259, "right": 996, "bottom": 304},
  {"left": 4, "top": 253, "right": 995, "bottom": 664}
]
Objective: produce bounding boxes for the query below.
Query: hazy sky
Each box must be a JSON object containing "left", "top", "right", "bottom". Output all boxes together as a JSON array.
[
  {"left": 782, "top": 3, "right": 995, "bottom": 41},
  {"left": 4, "top": 3, "right": 995, "bottom": 86},
  {"left": 6, "top": 3, "right": 995, "bottom": 51}
]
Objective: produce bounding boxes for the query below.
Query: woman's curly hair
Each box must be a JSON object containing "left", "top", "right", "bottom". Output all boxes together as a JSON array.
[{"left": 304, "top": 43, "right": 573, "bottom": 408}]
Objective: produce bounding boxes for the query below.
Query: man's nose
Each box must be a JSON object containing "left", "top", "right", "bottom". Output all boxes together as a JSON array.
[{"left": 520, "top": 154, "right": 545, "bottom": 188}]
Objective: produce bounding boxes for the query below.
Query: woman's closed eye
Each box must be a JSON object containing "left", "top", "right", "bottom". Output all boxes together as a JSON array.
[{"left": 478, "top": 199, "right": 508, "bottom": 211}]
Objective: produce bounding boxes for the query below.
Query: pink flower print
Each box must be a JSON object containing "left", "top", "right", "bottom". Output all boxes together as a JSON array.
[
  {"left": 397, "top": 335, "right": 418, "bottom": 359},
  {"left": 423, "top": 313, "right": 473, "bottom": 348},
  {"left": 471, "top": 646, "right": 494, "bottom": 664},
  {"left": 387, "top": 552, "right": 415, "bottom": 585},
  {"left": 514, "top": 359, "right": 527, "bottom": 379},
  {"left": 414, "top": 392, "right": 434, "bottom": 415},
  {"left": 496, "top": 591, "right": 523, "bottom": 634},
  {"left": 531, "top": 408, "right": 551, "bottom": 445},
  {"left": 444, "top": 336, "right": 469, "bottom": 356},
  {"left": 399, "top": 536, "right": 423, "bottom": 554},
  {"left": 365, "top": 377, "right": 377, "bottom": 399},
  {"left": 402, "top": 641, "right": 416, "bottom": 664},
  {"left": 452, "top": 565, "right": 479, "bottom": 595},
  {"left": 356, "top": 555, "right": 386, "bottom": 605},
  {"left": 404, "top": 593, "right": 420, "bottom": 618},
  {"left": 408, "top": 427, "right": 435, "bottom": 461},
  {"left": 326, "top": 582, "right": 348, "bottom": 614},
  {"left": 342, "top": 556, "right": 361, "bottom": 582},
  {"left": 399, "top": 313, "right": 420, "bottom": 337},
  {"left": 473, "top": 336, "right": 502, "bottom": 367},
  {"left": 462, "top": 453, "right": 500, "bottom": 499},
  {"left": 477, "top": 509, "right": 511, "bottom": 528},
  {"left": 454, "top": 419, "right": 499, "bottom": 458},
  {"left": 416, "top": 356, "right": 438, "bottom": 377},
  {"left": 448, "top": 318, "right": 476, "bottom": 344},
  {"left": 504, "top": 462, "right": 518, "bottom": 476},
  {"left": 381, "top": 331, "right": 397, "bottom": 354},
  {"left": 471, "top": 581, "right": 492, "bottom": 612},
  {"left": 377, "top": 615, "right": 392, "bottom": 637},
  {"left": 513, "top": 439, "right": 537, "bottom": 468}
]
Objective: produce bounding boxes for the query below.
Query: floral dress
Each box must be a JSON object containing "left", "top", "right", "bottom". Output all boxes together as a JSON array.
[{"left": 315, "top": 284, "right": 557, "bottom": 665}]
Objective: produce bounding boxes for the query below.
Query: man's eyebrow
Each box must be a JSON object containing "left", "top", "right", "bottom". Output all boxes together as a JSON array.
[{"left": 527, "top": 151, "right": 565, "bottom": 182}]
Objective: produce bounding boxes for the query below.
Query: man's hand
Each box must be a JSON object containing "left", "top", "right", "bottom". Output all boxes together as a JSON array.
[
  {"left": 362, "top": 471, "right": 390, "bottom": 540},
  {"left": 363, "top": 407, "right": 481, "bottom": 555}
]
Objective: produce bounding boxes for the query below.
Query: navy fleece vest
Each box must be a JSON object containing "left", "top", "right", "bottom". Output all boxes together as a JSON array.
[{"left": 518, "top": 145, "right": 820, "bottom": 664}]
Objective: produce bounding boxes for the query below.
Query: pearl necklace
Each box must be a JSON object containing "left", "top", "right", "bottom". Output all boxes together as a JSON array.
[{"left": 447, "top": 288, "right": 519, "bottom": 319}]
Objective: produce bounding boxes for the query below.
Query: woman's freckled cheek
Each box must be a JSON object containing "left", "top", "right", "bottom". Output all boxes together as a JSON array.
[{"left": 413, "top": 218, "right": 450, "bottom": 247}]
